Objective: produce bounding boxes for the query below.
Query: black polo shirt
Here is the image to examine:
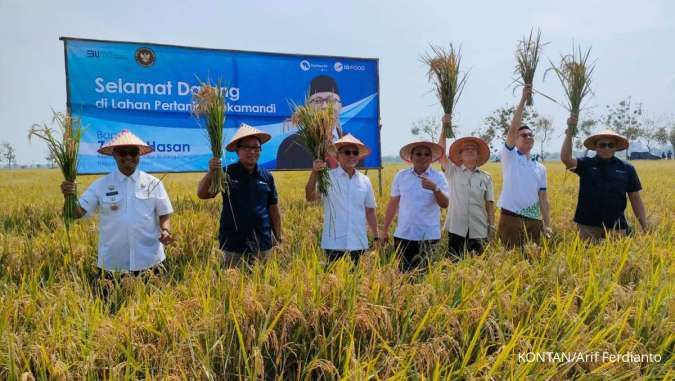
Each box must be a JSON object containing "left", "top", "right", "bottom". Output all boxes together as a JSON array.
[
  {"left": 219, "top": 162, "right": 278, "bottom": 253},
  {"left": 572, "top": 156, "right": 641, "bottom": 229}
]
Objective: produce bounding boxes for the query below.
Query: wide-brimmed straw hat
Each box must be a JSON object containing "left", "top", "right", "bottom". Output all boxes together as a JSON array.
[
  {"left": 97, "top": 129, "right": 153, "bottom": 156},
  {"left": 448, "top": 136, "right": 490, "bottom": 166},
  {"left": 399, "top": 141, "right": 443, "bottom": 163},
  {"left": 226, "top": 123, "right": 272, "bottom": 152},
  {"left": 334, "top": 133, "right": 371, "bottom": 159},
  {"left": 583, "top": 130, "right": 629, "bottom": 151}
]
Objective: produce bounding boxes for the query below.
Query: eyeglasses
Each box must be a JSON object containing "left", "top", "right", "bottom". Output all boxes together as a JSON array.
[
  {"left": 597, "top": 142, "right": 616, "bottom": 149},
  {"left": 309, "top": 95, "right": 341, "bottom": 106},
  {"left": 114, "top": 148, "right": 140, "bottom": 157},
  {"left": 414, "top": 152, "right": 432, "bottom": 157},
  {"left": 339, "top": 149, "right": 359, "bottom": 156},
  {"left": 238, "top": 145, "right": 262, "bottom": 152},
  {"left": 519, "top": 133, "right": 535, "bottom": 139}
]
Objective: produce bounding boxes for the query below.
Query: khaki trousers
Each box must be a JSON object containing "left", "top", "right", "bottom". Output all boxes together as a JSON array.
[
  {"left": 498, "top": 212, "right": 543, "bottom": 249},
  {"left": 577, "top": 224, "right": 627, "bottom": 242}
]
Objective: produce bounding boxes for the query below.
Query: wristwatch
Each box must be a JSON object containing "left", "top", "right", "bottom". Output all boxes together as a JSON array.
[{"left": 434, "top": 185, "right": 441, "bottom": 193}]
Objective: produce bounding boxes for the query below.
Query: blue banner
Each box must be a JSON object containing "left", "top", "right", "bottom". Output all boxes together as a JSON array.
[{"left": 63, "top": 38, "right": 381, "bottom": 173}]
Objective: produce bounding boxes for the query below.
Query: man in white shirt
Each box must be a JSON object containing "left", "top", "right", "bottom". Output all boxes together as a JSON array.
[
  {"left": 381, "top": 141, "right": 449, "bottom": 271},
  {"left": 60, "top": 130, "right": 174, "bottom": 275},
  {"left": 497, "top": 85, "right": 552, "bottom": 248},
  {"left": 438, "top": 125, "right": 495, "bottom": 260},
  {"left": 305, "top": 134, "right": 378, "bottom": 263}
]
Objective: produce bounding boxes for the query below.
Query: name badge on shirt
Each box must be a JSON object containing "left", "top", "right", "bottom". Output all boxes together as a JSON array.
[{"left": 105, "top": 191, "right": 119, "bottom": 196}]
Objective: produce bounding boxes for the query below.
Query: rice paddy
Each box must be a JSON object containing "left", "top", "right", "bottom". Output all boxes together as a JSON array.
[{"left": 0, "top": 161, "right": 673, "bottom": 379}]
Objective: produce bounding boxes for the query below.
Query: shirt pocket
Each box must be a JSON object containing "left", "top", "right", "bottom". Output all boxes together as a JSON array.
[
  {"left": 100, "top": 193, "right": 124, "bottom": 216},
  {"left": 134, "top": 191, "right": 156, "bottom": 219}
]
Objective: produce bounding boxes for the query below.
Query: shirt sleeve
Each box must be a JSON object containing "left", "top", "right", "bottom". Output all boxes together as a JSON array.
[
  {"left": 364, "top": 177, "right": 376, "bottom": 209},
  {"left": 571, "top": 156, "right": 588, "bottom": 176},
  {"left": 485, "top": 174, "right": 495, "bottom": 202},
  {"left": 154, "top": 181, "right": 174, "bottom": 216},
  {"left": 390, "top": 171, "right": 401, "bottom": 197},
  {"left": 500, "top": 142, "right": 515, "bottom": 164},
  {"left": 78, "top": 182, "right": 99, "bottom": 218},
  {"left": 626, "top": 165, "right": 642, "bottom": 193},
  {"left": 437, "top": 170, "right": 450, "bottom": 193},
  {"left": 267, "top": 174, "right": 279, "bottom": 205},
  {"left": 538, "top": 166, "right": 548, "bottom": 191}
]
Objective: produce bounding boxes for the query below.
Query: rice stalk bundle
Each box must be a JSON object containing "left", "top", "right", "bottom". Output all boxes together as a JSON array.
[
  {"left": 193, "top": 83, "right": 229, "bottom": 195},
  {"left": 28, "top": 111, "right": 82, "bottom": 227},
  {"left": 546, "top": 46, "right": 595, "bottom": 136},
  {"left": 515, "top": 28, "right": 545, "bottom": 106},
  {"left": 291, "top": 101, "right": 337, "bottom": 196},
  {"left": 422, "top": 44, "right": 469, "bottom": 138}
]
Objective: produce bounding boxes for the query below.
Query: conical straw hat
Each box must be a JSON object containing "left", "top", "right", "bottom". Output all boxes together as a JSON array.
[
  {"left": 334, "top": 133, "right": 371, "bottom": 159},
  {"left": 583, "top": 129, "right": 629, "bottom": 151},
  {"left": 399, "top": 141, "right": 443, "bottom": 163},
  {"left": 448, "top": 136, "right": 490, "bottom": 167},
  {"left": 97, "top": 129, "right": 153, "bottom": 156},
  {"left": 226, "top": 123, "right": 272, "bottom": 152}
]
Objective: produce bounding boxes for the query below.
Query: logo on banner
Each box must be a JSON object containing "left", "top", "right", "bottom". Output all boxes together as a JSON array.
[
  {"left": 135, "top": 47, "right": 156, "bottom": 67},
  {"left": 334, "top": 62, "right": 343, "bottom": 72},
  {"left": 300, "top": 60, "right": 311, "bottom": 71}
]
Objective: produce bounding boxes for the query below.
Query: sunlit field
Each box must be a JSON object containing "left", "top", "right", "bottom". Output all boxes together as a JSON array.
[{"left": 0, "top": 161, "right": 673, "bottom": 380}]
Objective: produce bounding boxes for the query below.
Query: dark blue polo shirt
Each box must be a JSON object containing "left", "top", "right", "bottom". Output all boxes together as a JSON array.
[
  {"left": 572, "top": 156, "right": 641, "bottom": 229},
  {"left": 219, "top": 162, "right": 278, "bottom": 253}
]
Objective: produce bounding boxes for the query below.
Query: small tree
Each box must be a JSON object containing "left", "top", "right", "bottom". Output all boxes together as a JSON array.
[
  {"left": 411, "top": 115, "right": 441, "bottom": 142},
  {"left": 669, "top": 125, "right": 675, "bottom": 156},
  {"left": 1, "top": 142, "right": 16, "bottom": 168},
  {"left": 603, "top": 97, "right": 643, "bottom": 159},
  {"left": 574, "top": 118, "right": 599, "bottom": 154},
  {"left": 475, "top": 105, "right": 539, "bottom": 151},
  {"left": 534, "top": 116, "right": 554, "bottom": 160}
]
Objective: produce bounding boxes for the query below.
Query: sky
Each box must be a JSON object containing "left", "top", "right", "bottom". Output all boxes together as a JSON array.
[{"left": 1, "top": 0, "right": 674, "bottom": 164}]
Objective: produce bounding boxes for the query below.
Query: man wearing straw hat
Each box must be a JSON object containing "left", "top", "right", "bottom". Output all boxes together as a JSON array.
[
  {"left": 381, "top": 141, "right": 449, "bottom": 271},
  {"left": 60, "top": 129, "right": 174, "bottom": 275},
  {"left": 305, "top": 133, "right": 378, "bottom": 263},
  {"left": 561, "top": 116, "right": 648, "bottom": 241},
  {"left": 198, "top": 123, "right": 282, "bottom": 266},
  {"left": 497, "top": 86, "right": 552, "bottom": 248},
  {"left": 438, "top": 124, "right": 495, "bottom": 260}
]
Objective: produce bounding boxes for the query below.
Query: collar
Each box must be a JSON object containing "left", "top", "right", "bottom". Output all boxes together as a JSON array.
[
  {"left": 113, "top": 168, "right": 140, "bottom": 183},
  {"left": 410, "top": 166, "right": 431, "bottom": 177},
  {"left": 233, "top": 161, "right": 259, "bottom": 175},
  {"left": 460, "top": 164, "right": 479, "bottom": 173},
  {"left": 337, "top": 165, "right": 358, "bottom": 178}
]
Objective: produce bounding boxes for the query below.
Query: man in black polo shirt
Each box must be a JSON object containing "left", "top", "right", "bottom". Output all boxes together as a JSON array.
[
  {"left": 197, "top": 124, "right": 283, "bottom": 266},
  {"left": 561, "top": 115, "right": 648, "bottom": 241}
]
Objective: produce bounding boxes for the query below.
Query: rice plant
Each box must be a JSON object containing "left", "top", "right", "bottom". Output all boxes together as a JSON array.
[
  {"left": 290, "top": 100, "right": 337, "bottom": 196},
  {"left": 422, "top": 44, "right": 469, "bottom": 138},
  {"left": 515, "top": 28, "right": 546, "bottom": 106},
  {"left": 28, "top": 110, "right": 82, "bottom": 228},
  {"left": 546, "top": 45, "right": 596, "bottom": 135},
  {"left": 193, "top": 82, "right": 228, "bottom": 196}
]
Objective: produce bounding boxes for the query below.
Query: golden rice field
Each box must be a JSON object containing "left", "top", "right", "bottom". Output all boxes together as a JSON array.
[{"left": 0, "top": 161, "right": 673, "bottom": 380}]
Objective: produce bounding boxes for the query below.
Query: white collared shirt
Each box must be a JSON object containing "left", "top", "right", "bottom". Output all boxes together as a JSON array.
[
  {"left": 498, "top": 144, "right": 547, "bottom": 220},
  {"left": 321, "top": 166, "right": 376, "bottom": 250},
  {"left": 444, "top": 163, "right": 494, "bottom": 239},
  {"left": 391, "top": 167, "right": 449, "bottom": 241},
  {"left": 78, "top": 169, "right": 174, "bottom": 272}
]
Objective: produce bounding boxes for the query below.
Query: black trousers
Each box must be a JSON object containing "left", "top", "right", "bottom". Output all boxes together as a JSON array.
[
  {"left": 393, "top": 237, "right": 439, "bottom": 272},
  {"left": 448, "top": 232, "right": 486, "bottom": 262},
  {"left": 324, "top": 249, "right": 366, "bottom": 264}
]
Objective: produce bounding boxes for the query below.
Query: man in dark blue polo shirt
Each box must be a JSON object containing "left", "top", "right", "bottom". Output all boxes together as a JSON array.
[
  {"left": 198, "top": 124, "right": 282, "bottom": 266},
  {"left": 561, "top": 115, "right": 648, "bottom": 241}
]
